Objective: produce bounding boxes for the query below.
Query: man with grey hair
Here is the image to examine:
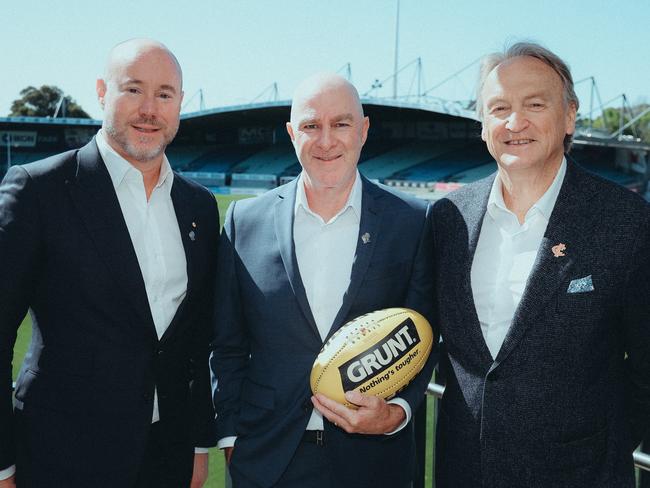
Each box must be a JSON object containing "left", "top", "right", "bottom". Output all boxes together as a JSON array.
[
  {"left": 432, "top": 41, "right": 649, "bottom": 486},
  {"left": 211, "top": 72, "right": 436, "bottom": 487},
  {"left": 0, "top": 39, "right": 218, "bottom": 487}
]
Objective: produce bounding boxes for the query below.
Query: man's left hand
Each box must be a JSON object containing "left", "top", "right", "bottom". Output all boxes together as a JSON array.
[
  {"left": 312, "top": 391, "right": 406, "bottom": 434},
  {"left": 190, "top": 452, "right": 209, "bottom": 488}
]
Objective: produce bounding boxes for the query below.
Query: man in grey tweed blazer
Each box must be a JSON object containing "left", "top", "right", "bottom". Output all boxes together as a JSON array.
[{"left": 433, "top": 42, "right": 650, "bottom": 487}]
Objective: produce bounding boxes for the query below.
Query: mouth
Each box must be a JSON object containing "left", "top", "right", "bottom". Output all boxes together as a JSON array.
[
  {"left": 132, "top": 124, "right": 162, "bottom": 134},
  {"left": 505, "top": 139, "right": 534, "bottom": 146},
  {"left": 314, "top": 154, "right": 342, "bottom": 162}
]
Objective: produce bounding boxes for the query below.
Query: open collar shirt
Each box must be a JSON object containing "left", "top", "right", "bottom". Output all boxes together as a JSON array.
[{"left": 471, "top": 158, "right": 566, "bottom": 359}]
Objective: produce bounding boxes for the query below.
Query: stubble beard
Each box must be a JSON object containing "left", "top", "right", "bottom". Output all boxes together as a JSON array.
[{"left": 104, "top": 117, "right": 178, "bottom": 163}]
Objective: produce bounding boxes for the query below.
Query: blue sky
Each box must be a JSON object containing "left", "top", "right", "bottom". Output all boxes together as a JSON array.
[{"left": 1, "top": 0, "right": 648, "bottom": 120}]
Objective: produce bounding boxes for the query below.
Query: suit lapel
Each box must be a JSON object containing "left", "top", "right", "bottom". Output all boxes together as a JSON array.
[
  {"left": 170, "top": 177, "right": 197, "bottom": 293},
  {"left": 66, "top": 140, "right": 156, "bottom": 336},
  {"left": 274, "top": 179, "right": 320, "bottom": 339},
  {"left": 453, "top": 175, "right": 495, "bottom": 365},
  {"left": 159, "top": 176, "right": 197, "bottom": 343},
  {"left": 327, "top": 177, "right": 382, "bottom": 339},
  {"left": 493, "top": 162, "right": 597, "bottom": 366}
]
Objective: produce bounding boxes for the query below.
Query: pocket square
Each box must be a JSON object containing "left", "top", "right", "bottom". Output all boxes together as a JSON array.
[{"left": 567, "top": 275, "right": 594, "bottom": 294}]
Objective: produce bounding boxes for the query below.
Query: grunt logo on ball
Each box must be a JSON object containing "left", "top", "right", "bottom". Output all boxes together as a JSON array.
[{"left": 338, "top": 318, "right": 421, "bottom": 392}]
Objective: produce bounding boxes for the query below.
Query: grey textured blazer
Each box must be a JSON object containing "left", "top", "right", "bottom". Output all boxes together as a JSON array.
[{"left": 432, "top": 161, "right": 650, "bottom": 488}]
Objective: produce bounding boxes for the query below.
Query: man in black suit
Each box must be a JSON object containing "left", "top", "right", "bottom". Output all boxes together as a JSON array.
[
  {"left": 0, "top": 39, "right": 218, "bottom": 488},
  {"left": 433, "top": 42, "right": 650, "bottom": 487},
  {"left": 210, "top": 73, "right": 436, "bottom": 488}
]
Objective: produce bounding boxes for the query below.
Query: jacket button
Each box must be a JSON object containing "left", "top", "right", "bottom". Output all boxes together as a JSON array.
[
  {"left": 143, "top": 393, "right": 152, "bottom": 401},
  {"left": 302, "top": 400, "right": 311, "bottom": 412}
]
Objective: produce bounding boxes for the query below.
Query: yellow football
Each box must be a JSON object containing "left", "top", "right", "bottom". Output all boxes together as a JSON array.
[{"left": 310, "top": 308, "right": 433, "bottom": 408}]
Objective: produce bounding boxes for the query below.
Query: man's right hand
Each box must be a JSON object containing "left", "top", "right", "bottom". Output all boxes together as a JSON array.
[
  {"left": 224, "top": 447, "right": 234, "bottom": 465},
  {"left": 0, "top": 474, "right": 16, "bottom": 488}
]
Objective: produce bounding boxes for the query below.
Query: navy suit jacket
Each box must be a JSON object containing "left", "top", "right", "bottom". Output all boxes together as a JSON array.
[
  {"left": 0, "top": 140, "right": 219, "bottom": 487},
  {"left": 211, "top": 175, "right": 436, "bottom": 488},
  {"left": 432, "top": 161, "right": 650, "bottom": 488}
]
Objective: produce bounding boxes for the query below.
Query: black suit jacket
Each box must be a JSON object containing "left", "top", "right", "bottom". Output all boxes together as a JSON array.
[
  {"left": 0, "top": 140, "right": 219, "bottom": 487},
  {"left": 432, "top": 161, "right": 650, "bottom": 488},
  {"left": 210, "top": 176, "right": 437, "bottom": 488}
]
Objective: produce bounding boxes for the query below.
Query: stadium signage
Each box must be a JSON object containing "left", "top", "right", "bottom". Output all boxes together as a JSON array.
[
  {"left": 1, "top": 131, "right": 37, "bottom": 147},
  {"left": 238, "top": 127, "right": 274, "bottom": 144}
]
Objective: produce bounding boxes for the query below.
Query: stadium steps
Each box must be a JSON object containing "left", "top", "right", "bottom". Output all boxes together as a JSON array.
[
  {"left": 165, "top": 146, "right": 211, "bottom": 170},
  {"left": 448, "top": 162, "right": 497, "bottom": 183},
  {"left": 230, "top": 145, "right": 297, "bottom": 175},
  {"left": 186, "top": 144, "right": 264, "bottom": 173},
  {"left": 3, "top": 152, "right": 56, "bottom": 165},
  {"left": 391, "top": 143, "right": 492, "bottom": 182},
  {"left": 359, "top": 141, "right": 459, "bottom": 180}
]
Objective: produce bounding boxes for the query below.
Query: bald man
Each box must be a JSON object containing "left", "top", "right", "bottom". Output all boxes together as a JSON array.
[
  {"left": 0, "top": 39, "right": 219, "bottom": 488},
  {"left": 210, "top": 73, "right": 436, "bottom": 488}
]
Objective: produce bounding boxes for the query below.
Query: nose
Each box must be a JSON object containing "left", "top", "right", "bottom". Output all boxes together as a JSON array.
[
  {"left": 505, "top": 110, "right": 528, "bottom": 132},
  {"left": 138, "top": 94, "right": 157, "bottom": 118},
  {"left": 316, "top": 126, "right": 335, "bottom": 150}
]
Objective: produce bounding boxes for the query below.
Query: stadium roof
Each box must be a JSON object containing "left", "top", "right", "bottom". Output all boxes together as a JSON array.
[{"left": 179, "top": 97, "right": 477, "bottom": 121}]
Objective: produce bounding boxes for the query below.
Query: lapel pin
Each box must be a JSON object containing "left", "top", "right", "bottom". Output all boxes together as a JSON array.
[
  {"left": 189, "top": 230, "right": 196, "bottom": 241},
  {"left": 551, "top": 243, "right": 566, "bottom": 258},
  {"left": 361, "top": 232, "right": 371, "bottom": 244},
  {"left": 192, "top": 222, "right": 197, "bottom": 228}
]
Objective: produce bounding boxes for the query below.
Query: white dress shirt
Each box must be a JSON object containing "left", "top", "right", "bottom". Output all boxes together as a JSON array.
[
  {"left": 97, "top": 130, "right": 188, "bottom": 423},
  {"left": 0, "top": 135, "right": 199, "bottom": 480},
  {"left": 471, "top": 159, "right": 566, "bottom": 359},
  {"left": 294, "top": 172, "right": 410, "bottom": 433},
  {"left": 217, "top": 172, "right": 408, "bottom": 450},
  {"left": 294, "top": 172, "right": 363, "bottom": 430}
]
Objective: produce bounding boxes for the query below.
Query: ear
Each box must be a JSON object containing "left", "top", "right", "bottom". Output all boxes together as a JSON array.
[
  {"left": 361, "top": 116, "right": 370, "bottom": 145},
  {"left": 565, "top": 101, "right": 577, "bottom": 136},
  {"left": 96, "top": 79, "right": 107, "bottom": 109},
  {"left": 286, "top": 121, "right": 295, "bottom": 142},
  {"left": 481, "top": 124, "right": 487, "bottom": 142}
]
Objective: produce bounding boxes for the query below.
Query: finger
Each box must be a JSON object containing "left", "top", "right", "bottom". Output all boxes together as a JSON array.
[
  {"left": 344, "top": 390, "right": 382, "bottom": 409},
  {"left": 313, "top": 393, "right": 357, "bottom": 422},
  {"left": 311, "top": 395, "right": 352, "bottom": 430}
]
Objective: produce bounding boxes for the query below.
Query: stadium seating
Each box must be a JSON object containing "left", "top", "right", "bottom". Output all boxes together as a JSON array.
[
  {"left": 186, "top": 144, "right": 264, "bottom": 173},
  {"left": 165, "top": 145, "right": 211, "bottom": 170},
  {"left": 392, "top": 143, "right": 491, "bottom": 182},
  {"left": 230, "top": 145, "right": 297, "bottom": 175},
  {"left": 359, "top": 141, "right": 458, "bottom": 180}
]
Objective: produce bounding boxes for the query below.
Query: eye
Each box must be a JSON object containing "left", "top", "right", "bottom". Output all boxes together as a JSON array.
[
  {"left": 127, "top": 87, "right": 139, "bottom": 94},
  {"left": 489, "top": 105, "right": 507, "bottom": 115},
  {"left": 159, "top": 92, "right": 173, "bottom": 100},
  {"left": 334, "top": 122, "right": 351, "bottom": 128},
  {"left": 528, "top": 102, "right": 545, "bottom": 110},
  {"left": 302, "top": 124, "right": 318, "bottom": 130}
]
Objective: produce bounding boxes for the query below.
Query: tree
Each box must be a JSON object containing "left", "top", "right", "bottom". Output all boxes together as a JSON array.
[
  {"left": 591, "top": 105, "right": 650, "bottom": 143},
  {"left": 9, "top": 85, "right": 90, "bottom": 118}
]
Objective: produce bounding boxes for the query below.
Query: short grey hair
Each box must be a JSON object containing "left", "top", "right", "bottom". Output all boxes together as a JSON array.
[{"left": 476, "top": 42, "right": 579, "bottom": 152}]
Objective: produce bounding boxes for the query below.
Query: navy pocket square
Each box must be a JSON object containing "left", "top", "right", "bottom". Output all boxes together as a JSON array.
[{"left": 567, "top": 275, "right": 594, "bottom": 294}]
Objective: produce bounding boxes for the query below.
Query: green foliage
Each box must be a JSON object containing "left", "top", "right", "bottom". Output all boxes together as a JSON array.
[
  {"left": 10, "top": 85, "right": 90, "bottom": 118},
  {"left": 589, "top": 104, "right": 650, "bottom": 142}
]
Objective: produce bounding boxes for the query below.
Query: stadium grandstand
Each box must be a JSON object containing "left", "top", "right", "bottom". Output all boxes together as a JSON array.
[{"left": 2, "top": 98, "right": 649, "bottom": 201}]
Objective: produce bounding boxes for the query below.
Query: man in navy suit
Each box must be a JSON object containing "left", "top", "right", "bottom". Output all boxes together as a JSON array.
[
  {"left": 210, "top": 73, "right": 436, "bottom": 488},
  {"left": 433, "top": 42, "right": 650, "bottom": 487},
  {"left": 0, "top": 39, "right": 218, "bottom": 487}
]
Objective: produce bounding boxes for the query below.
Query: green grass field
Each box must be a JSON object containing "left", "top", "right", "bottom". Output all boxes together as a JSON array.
[{"left": 10, "top": 192, "right": 437, "bottom": 486}]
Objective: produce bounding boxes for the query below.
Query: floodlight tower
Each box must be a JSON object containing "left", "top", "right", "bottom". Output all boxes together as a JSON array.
[{"left": 393, "top": 0, "right": 400, "bottom": 99}]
